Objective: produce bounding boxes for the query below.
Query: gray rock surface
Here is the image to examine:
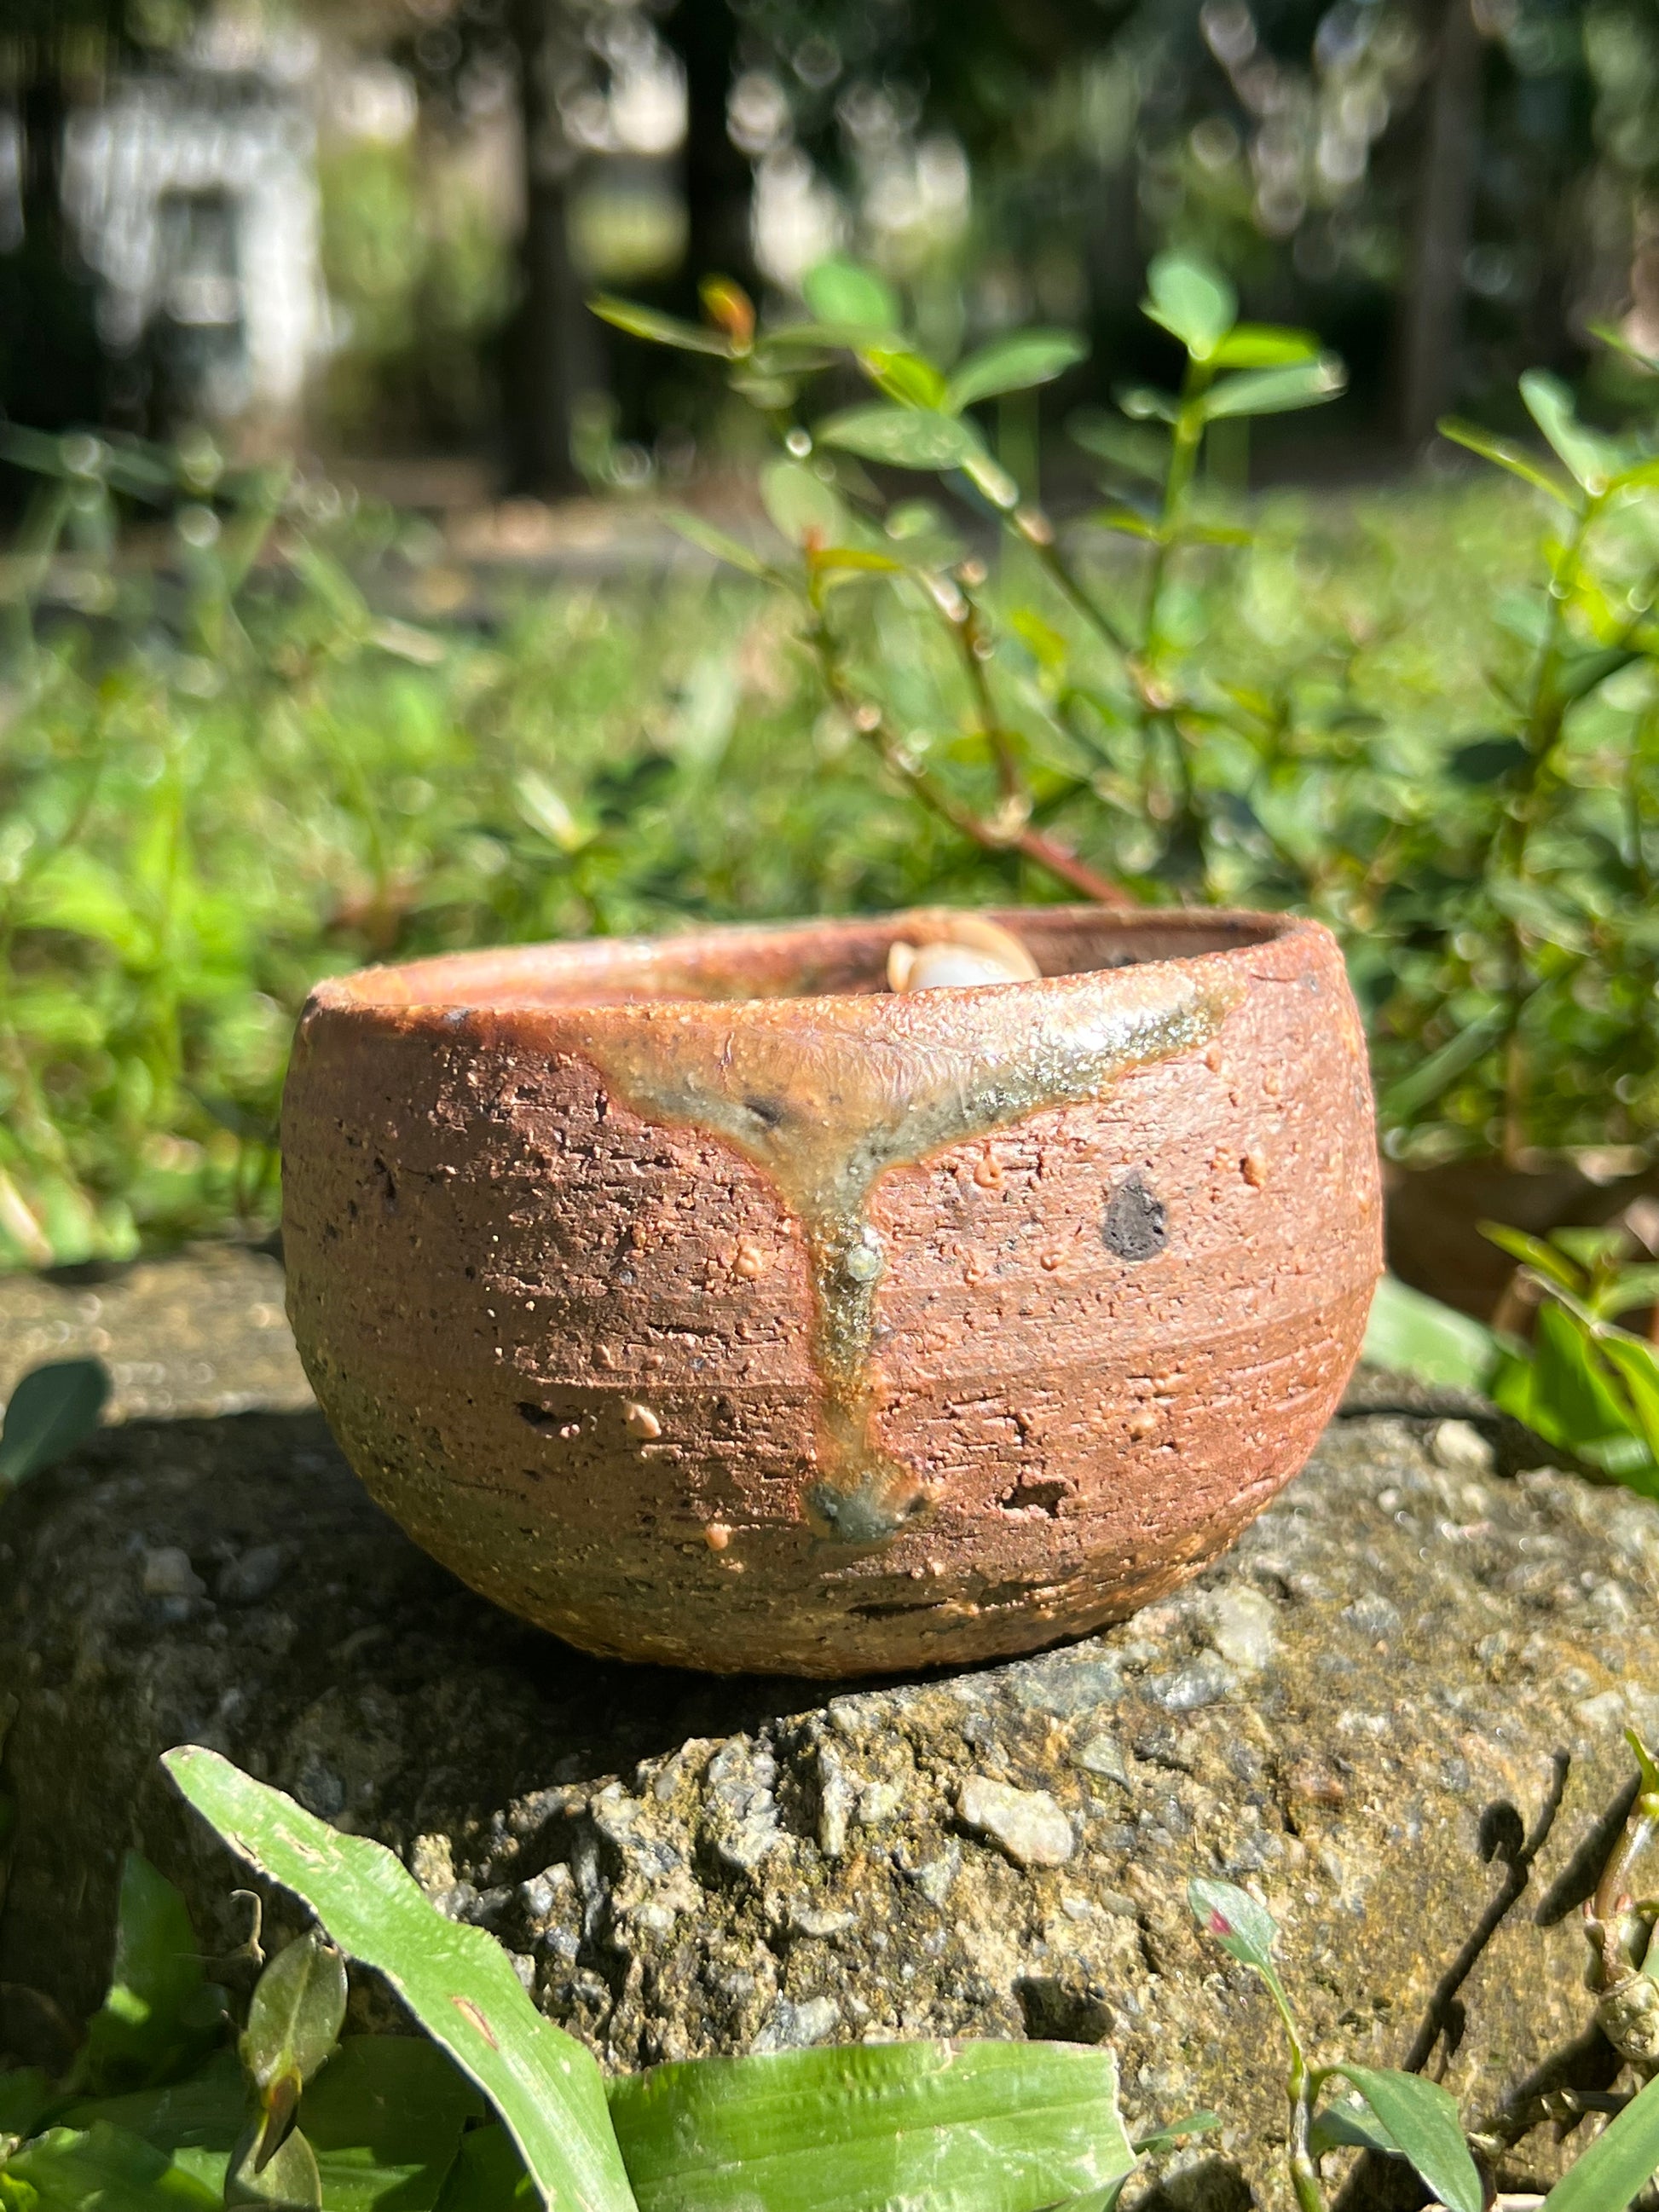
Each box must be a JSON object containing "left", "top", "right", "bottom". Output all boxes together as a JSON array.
[{"left": 3, "top": 1251, "right": 1658, "bottom": 2209}]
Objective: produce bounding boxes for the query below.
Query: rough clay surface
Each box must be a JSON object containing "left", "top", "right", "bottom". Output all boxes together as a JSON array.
[
  {"left": 281, "top": 908, "right": 1379, "bottom": 1674},
  {"left": 3, "top": 1252, "right": 1658, "bottom": 2209}
]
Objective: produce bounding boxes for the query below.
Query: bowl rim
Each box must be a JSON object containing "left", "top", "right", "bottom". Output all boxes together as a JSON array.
[{"left": 303, "top": 904, "right": 1330, "bottom": 1030}]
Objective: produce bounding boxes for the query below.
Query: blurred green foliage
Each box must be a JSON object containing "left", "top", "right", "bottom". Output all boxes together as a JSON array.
[
  {"left": 3, "top": 254, "right": 1659, "bottom": 1271},
  {"left": 317, "top": 136, "right": 513, "bottom": 451},
  {"left": 604, "top": 251, "right": 1659, "bottom": 1186}
]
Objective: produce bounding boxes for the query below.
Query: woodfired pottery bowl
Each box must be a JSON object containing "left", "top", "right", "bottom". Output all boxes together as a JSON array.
[{"left": 280, "top": 905, "right": 1381, "bottom": 1677}]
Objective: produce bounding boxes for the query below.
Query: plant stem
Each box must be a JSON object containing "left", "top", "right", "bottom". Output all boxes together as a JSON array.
[
  {"left": 1591, "top": 1783, "right": 1659, "bottom": 1986},
  {"left": 1286, "top": 2048, "right": 1327, "bottom": 2212},
  {"left": 1135, "top": 359, "right": 1213, "bottom": 857},
  {"left": 1257, "top": 1977, "right": 1326, "bottom": 2212},
  {"left": 1142, "top": 359, "right": 1213, "bottom": 660},
  {"left": 1627, "top": 703, "right": 1653, "bottom": 899},
  {"left": 1010, "top": 511, "right": 1132, "bottom": 658},
  {"left": 954, "top": 594, "right": 1024, "bottom": 807},
  {"left": 806, "top": 600, "right": 1132, "bottom": 905}
]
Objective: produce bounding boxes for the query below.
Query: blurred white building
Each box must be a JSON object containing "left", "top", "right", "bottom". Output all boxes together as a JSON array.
[{"left": 58, "top": 16, "right": 327, "bottom": 424}]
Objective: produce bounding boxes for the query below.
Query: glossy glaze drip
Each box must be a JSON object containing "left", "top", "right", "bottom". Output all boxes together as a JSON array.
[{"left": 581, "top": 968, "right": 1238, "bottom": 1545}]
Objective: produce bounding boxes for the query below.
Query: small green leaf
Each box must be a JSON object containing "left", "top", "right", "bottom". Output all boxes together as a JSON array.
[
  {"left": 665, "top": 512, "right": 773, "bottom": 581},
  {"left": 801, "top": 260, "right": 901, "bottom": 335},
  {"left": 1187, "top": 1878, "right": 1278, "bottom": 1976},
  {"left": 1590, "top": 319, "right": 1659, "bottom": 375},
  {"left": 1520, "top": 371, "right": 1624, "bottom": 492},
  {"left": 1478, "top": 1222, "right": 1583, "bottom": 1292},
  {"left": 811, "top": 548, "right": 906, "bottom": 577},
  {"left": 1448, "top": 734, "right": 1527, "bottom": 783},
  {"left": 1184, "top": 522, "right": 1252, "bottom": 546},
  {"left": 227, "top": 2119, "right": 321, "bottom": 2210},
  {"left": 1557, "top": 1226, "right": 1633, "bottom": 1273},
  {"left": 1067, "top": 412, "right": 1167, "bottom": 481},
  {"left": 1130, "top": 2112, "right": 1222, "bottom": 2153},
  {"left": 608, "top": 2042, "right": 1136, "bottom": 2212},
  {"left": 1309, "top": 2098, "right": 1399, "bottom": 2158},
  {"left": 1209, "top": 326, "right": 1320, "bottom": 368},
  {"left": 1493, "top": 591, "right": 1551, "bottom": 646},
  {"left": 1361, "top": 1276, "right": 1498, "bottom": 1394},
  {"left": 1042, "top": 2182, "right": 1134, "bottom": 2212},
  {"left": 1202, "top": 357, "right": 1344, "bottom": 419},
  {"left": 1584, "top": 1337, "right": 1659, "bottom": 1486},
  {"left": 945, "top": 331, "right": 1088, "bottom": 411},
  {"left": 1332, "top": 2065, "right": 1480, "bottom": 2212},
  {"left": 433, "top": 2127, "right": 536, "bottom": 2212},
  {"left": 0, "top": 2066, "right": 55, "bottom": 2140},
  {"left": 71, "top": 1853, "right": 219, "bottom": 2096},
  {"left": 0, "top": 1358, "right": 109, "bottom": 1487},
  {"left": 754, "top": 321, "right": 860, "bottom": 355},
  {"left": 1142, "top": 252, "right": 1237, "bottom": 359},
  {"left": 302, "top": 2039, "right": 486, "bottom": 2212},
  {"left": 857, "top": 347, "right": 949, "bottom": 410},
  {"left": 1517, "top": 1302, "right": 1645, "bottom": 1468},
  {"left": 5, "top": 2123, "right": 223, "bottom": 2212},
  {"left": 1598, "top": 1266, "right": 1659, "bottom": 1320},
  {"left": 1089, "top": 505, "right": 1159, "bottom": 541},
  {"left": 163, "top": 1749, "right": 639, "bottom": 2212},
  {"left": 816, "top": 405, "right": 982, "bottom": 472},
  {"left": 1610, "top": 451, "right": 1659, "bottom": 492},
  {"left": 726, "top": 371, "right": 803, "bottom": 411},
  {"left": 1629, "top": 1728, "right": 1659, "bottom": 1801},
  {"left": 242, "top": 1932, "right": 348, "bottom": 2099},
  {"left": 1114, "top": 386, "right": 1179, "bottom": 424},
  {"left": 958, "top": 446, "right": 1021, "bottom": 510},
  {"left": 588, "top": 298, "right": 734, "bottom": 358},
  {"left": 66, "top": 2042, "right": 483, "bottom": 2212},
  {"left": 286, "top": 544, "right": 371, "bottom": 632},
  {"left": 1553, "top": 644, "right": 1641, "bottom": 705},
  {"left": 1378, "top": 1003, "right": 1508, "bottom": 1123},
  {"left": 760, "top": 461, "right": 847, "bottom": 548},
  {"left": 513, "top": 771, "right": 593, "bottom": 856},
  {"left": 1539, "top": 2069, "right": 1659, "bottom": 2211},
  {"left": 1437, "top": 418, "right": 1576, "bottom": 504},
  {"left": 61, "top": 2047, "right": 246, "bottom": 2158}
]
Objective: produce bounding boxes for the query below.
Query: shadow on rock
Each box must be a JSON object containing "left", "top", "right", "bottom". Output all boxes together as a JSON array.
[
  {"left": 0, "top": 1406, "right": 882, "bottom": 2022},
  {"left": 1134, "top": 2160, "right": 1254, "bottom": 2212}
]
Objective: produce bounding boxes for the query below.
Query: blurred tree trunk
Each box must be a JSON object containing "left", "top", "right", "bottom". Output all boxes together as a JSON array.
[
  {"left": 506, "top": 0, "right": 598, "bottom": 496},
  {"left": 1397, "top": 0, "right": 1484, "bottom": 449},
  {"left": 1, "top": 47, "right": 105, "bottom": 432},
  {"left": 665, "top": 0, "right": 749, "bottom": 303}
]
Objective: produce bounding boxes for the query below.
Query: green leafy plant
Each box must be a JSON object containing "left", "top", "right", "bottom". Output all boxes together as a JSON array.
[
  {"left": 1361, "top": 1275, "right": 1500, "bottom": 1395},
  {"left": 1377, "top": 358, "right": 1659, "bottom": 1170},
  {"left": 596, "top": 251, "right": 1344, "bottom": 904},
  {"left": 0, "top": 1360, "right": 108, "bottom": 1489},
  {"left": 0, "top": 1749, "right": 1153, "bottom": 2212},
  {"left": 5, "top": 1741, "right": 1659, "bottom": 2211},
  {"left": 1191, "top": 1730, "right": 1659, "bottom": 2209},
  {"left": 1362, "top": 1223, "right": 1659, "bottom": 1501},
  {"left": 4, "top": 309, "right": 1659, "bottom": 1266},
  {"left": 1188, "top": 1875, "right": 1483, "bottom": 2212},
  {"left": 1477, "top": 1222, "right": 1659, "bottom": 1493},
  {"left": 598, "top": 259, "right": 1659, "bottom": 1187},
  {"left": 162, "top": 1748, "right": 635, "bottom": 2212}
]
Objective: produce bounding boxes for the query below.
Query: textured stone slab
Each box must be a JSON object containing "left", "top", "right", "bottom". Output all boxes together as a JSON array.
[
  {"left": 0, "top": 1245, "right": 309, "bottom": 1419},
  {"left": 2, "top": 1256, "right": 1657, "bottom": 2209}
]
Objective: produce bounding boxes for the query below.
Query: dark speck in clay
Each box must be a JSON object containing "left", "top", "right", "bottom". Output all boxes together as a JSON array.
[{"left": 1102, "top": 1172, "right": 1168, "bottom": 1262}]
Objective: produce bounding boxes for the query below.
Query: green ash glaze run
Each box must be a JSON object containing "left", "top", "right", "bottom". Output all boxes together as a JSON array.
[{"left": 580, "top": 970, "right": 1237, "bottom": 1545}]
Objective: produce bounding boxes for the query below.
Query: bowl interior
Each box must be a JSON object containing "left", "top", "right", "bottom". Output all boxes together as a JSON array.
[{"left": 321, "top": 908, "right": 1293, "bottom": 1014}]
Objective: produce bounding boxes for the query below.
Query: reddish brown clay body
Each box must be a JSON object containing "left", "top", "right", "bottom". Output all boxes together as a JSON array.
[{"left": 281, "top": 906, "right": 1381, "bottom": 1677}]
